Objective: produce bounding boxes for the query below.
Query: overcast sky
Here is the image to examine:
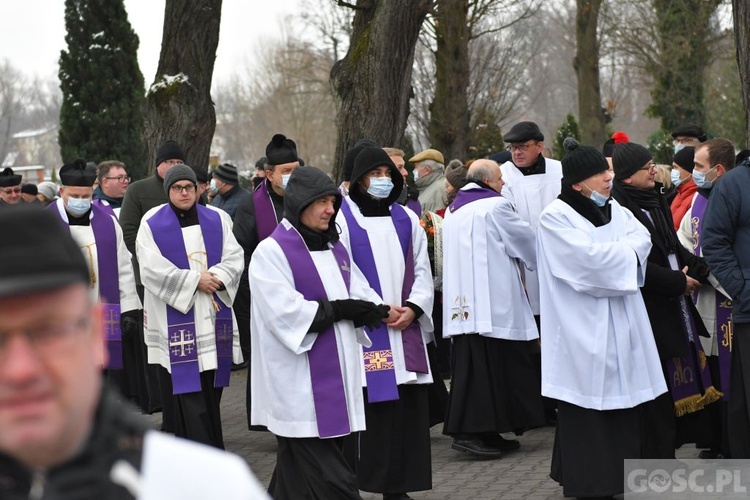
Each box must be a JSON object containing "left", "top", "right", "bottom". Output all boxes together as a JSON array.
[{"left": 0, "top": 0, "right": 301, "bottom": 84}]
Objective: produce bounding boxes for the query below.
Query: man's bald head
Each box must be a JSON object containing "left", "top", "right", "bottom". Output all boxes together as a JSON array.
[{"left": 467, "top": 159, "right": 504, "bottom": 194}]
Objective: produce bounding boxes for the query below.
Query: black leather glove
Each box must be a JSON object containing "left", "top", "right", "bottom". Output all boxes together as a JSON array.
[
  {"left": 120, "top": 309, "right": 140, "bottom": 339},
  {"left": 330, "top": 299, "right": 390, "bottom": 330}
]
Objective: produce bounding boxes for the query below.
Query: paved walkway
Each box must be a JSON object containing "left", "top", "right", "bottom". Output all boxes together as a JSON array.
[{"left": 145, "top": 370, "right": 699, "bottom": 499}]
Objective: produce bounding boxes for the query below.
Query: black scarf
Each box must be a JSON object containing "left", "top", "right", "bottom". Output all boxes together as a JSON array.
[
  {"left": 613, "top": 181, "right": 680, "bottom": 253},
  {"left": 557, "top": 183, "right": 611, "bottom": 227},
  {"left": 298, "top": 223, "right": 335, "bottom": 251}
]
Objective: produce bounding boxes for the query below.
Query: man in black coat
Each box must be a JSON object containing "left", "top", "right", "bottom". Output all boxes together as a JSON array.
[{"left": 612, "top": 142, "right": 717, "bottom": 459}]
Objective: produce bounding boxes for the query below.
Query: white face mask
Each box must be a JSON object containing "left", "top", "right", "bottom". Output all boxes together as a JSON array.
[
  {"left": 66, "top": 197, "right": 91, "bottom": 216},
  {"left": 280, "top": 173, "right": 291, "bottom": 190},
  {"left": 209, "top": 179, "right": 219, "bottom": 194},
  {"left": 412, "top": 167, "right": 420, "bottom": 182},
  {"left": 366, "top": 177, "right": 394, "bottom": 199}
]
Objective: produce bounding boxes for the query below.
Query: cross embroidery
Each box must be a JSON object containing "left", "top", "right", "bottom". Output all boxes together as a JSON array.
[
  {"left": 340, "top": 262, "right": 351, "bottom": 275},
  {"left": 170, "top": 329, "right": 195, "bottom": 357},
  {"left": 363, "top": 350, "right": 395, "bottom": 372},
  {"left": 104, "top": 307, "right": 119, "bottom": 339}
]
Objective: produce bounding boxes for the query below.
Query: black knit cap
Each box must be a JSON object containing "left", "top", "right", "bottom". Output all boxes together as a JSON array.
[
  {"left": 155, "top": 140, "right": 186, "bottom": 166},
  {"left": 21, "top": 184, "right": 38, "bottom": 196},
  {"left": 612, "top": 142, "right": 652, "bottom": 179},
  {"left": 265, "top": 134, "right": 299, "bottom": 166},
  {"left": 60, "top": 159, "right": 97, "bottom": 187},
  {"left": 671, "top": 123, "right": 707, "bottom": 142},
  {"left": 504, "top": 121, "right": 544, "bottom": 143},
  {"left": 343, "top": 139, "right": 379, "bottom": 182},
  {"left": 673, "top": 146, "right": 695, "bottom": 173},
  {"left": 561, "top": 138, "right": 609, "bottom": 185},
  {"left": 0, "top": 167, "right": 22, "bottom": 187},
  {"left": 0, "top": 206, "right": 89, "bottom": 298},
  {"left": 213, "top": 163, "right": 238, "bottom": 184},
  {"left": 190, "top": 164, "right": 209, "bottom": 183}
]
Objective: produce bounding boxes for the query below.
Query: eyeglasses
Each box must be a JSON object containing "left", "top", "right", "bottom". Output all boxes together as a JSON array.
[
  {"left": 170, "top": 183, "right": 196, "bottom": 193},
  {"left": 0, "top": 187, "right": 22, "bottom": 195},
  {"left": 638, "top": 162, "right": 657, "bottom": 172},
  {"left": 104, "top": 176, "right": 131, "bottom": 183},
  {"left": 507, "top": 142, "right": 539, "bottom": 152},
  {"left": 0, "top": 316, "right": 91, "bottom": 362}
]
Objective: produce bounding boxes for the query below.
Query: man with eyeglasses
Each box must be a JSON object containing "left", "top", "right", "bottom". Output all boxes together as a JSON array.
[
  {"left": 0, "top": 167, "right": 22, "bottom": 207},
  {"left": 0, "top": 206, "right": 268, "bottom": 498},
  {"left": 671, "top": 123, "right": 707, "bottom": 153},
  {"left": 93, "top": 160, "right": 131, "bottom": 218},
  {"left": 49, "top": 159, "right": 142, "bottom": 407},
  {"left": 612, "top": 141, "right": 717, "bottom": 460},
  {"left": 120, "top": 140, "right": 186, "bottom": 414},
  {"left": 136, "top": 165, "right": 244, "bottom": 449}
]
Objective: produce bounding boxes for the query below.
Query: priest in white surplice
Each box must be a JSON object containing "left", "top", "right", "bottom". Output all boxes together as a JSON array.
[
  {"left": 49, "top": 159, "right": 142, "bottom": 402},
  {"left": 250, "top": 166, "right": 392, "bottom": 500},
  {"left": 338, "top": 146, "right": 435, "bottom": 498},
  {"left": 441, "top": 159, "right": 545, "bottom": 459},
  {"left": 538, "top": 139, "right": 666, "bottom": 498},
  {"left": 137, "top": 165, "right": 243, "bottom": 449}
]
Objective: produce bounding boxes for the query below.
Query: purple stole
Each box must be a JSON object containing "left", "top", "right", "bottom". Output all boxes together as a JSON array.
[
  {"left": 146, "top": 204, "right": 233, "bottom": 395},
  {"left": 92, "top": 199, "right": 116, "bottom": 219},
  {"left": 449, "top": 186, "right": 500, "bottom": 213},
  {"left": 691, "top": 192, "right": 733, "bottom": 400},
  {"left": 340, "top": 200, "right": 429, "bottom": 403},
  {"left": 253, "top": 180, "right": 279, "bottom": 241},
  {"left": 270, "top": 223, "right": 353, "bottom": 438},
  {"left": 50, "top": 203, "right": 123, "bottom": 369},
  {"left": 406, "top": 198, "right": 422, "bottom": 217}
]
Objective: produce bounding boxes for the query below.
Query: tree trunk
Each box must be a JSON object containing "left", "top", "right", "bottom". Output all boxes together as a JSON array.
[
  {"left": 142, "top": 0, "right": 222, "bottom": 176},
  {"left": 734, "top": 0, "right": 750, "bottom": 148},
  {"left": 428, "top": 0, "right": 470, "bottom": 162},
  {"left": 574, "top": 0, "right": 607, "bottom": 149},
  {"left": 330, "top": 0, "right": 431, "bottom": 182}
]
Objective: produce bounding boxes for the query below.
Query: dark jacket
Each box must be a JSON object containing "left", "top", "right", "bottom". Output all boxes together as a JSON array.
[
  {"left": 612, "top": 182, "right": 709, "bottom": 358},
  {"left": 0, "top": 387, "right": 149, "bottom": 499},
  {"left": 233, "top": 180, "right": 284, "bottom": 272},
  {"left": 93, "top": 186, "right": 124, "bottom": 209},
  {"left": 210, "top": 184, "right": 252, "bottom": 220},
  {"left": 119, "top": 175, "right": 169, "bottom": 285},
  {"left": 703, "top": 162, "right": 750, "bottom": 322}
]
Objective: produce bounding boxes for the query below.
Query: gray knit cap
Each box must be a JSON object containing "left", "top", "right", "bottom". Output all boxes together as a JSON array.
[{"left": 163, "top": 164, "right": 196, "bottom": 194}]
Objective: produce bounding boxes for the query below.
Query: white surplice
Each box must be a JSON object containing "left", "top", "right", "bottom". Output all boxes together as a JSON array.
[
  {"left": 52, "top": 199, "right": 141, "bottom": 312},
  {"left": 442, "top": 184, "right": 538, "bottom": 341},
  {"left": 249, "top": 219, "right": 378, "bottom": 438},
  {"left": 136, "top": 204, "right": 244, "bottom": 373},
  {"left": 337, "top": 197, "right": 435, "bottom": 386},
  {"left": 537, "top": 198, "right": 667, "bottom": 410},
  {"left": 500, "top": 158, "right": 563, "bottom": 314}
]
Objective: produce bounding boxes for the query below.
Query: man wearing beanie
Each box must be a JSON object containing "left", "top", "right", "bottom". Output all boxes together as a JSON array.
[
  {"left": 537, "top": 138, "right": 666, "bottom": 498},
  {"left": 612, "top": 141, "right": 718, "bottom": 459},
  {"left": 209, "top": 163, "right": 251, "bottom": 220},
  {"left": 669, "top": 146, "right": 698, "bottom": 230},
  {"left": 48, "top": 159, "right": 143, "bottom": 405},
  {"left": 442, "top": 159, "right": 544, "bottom": 459},
  {"left": 233, "top": 134, "right": 299, "bottom": 388},
  {"left": 136, "top": 164, "right": 244, "bottom": 449},
  {"left": 339, "top": 146, "right": 435, "bottom": 499},
  {"left": 339, "top": 138, "right": 379, "bottom": 196},
  {"left": 249, "top": 166, "right": 390, "bottom": 499},
  {"left": 0, "top": 167, "right": 22, "bottom": 207},
  {"left": 119, "top": 139, "right": 187, "bottom": 414},
  {"left": 20, "top": 184, "right": 39, "bottom": 204},
  {"left": 676, "top": 139, "right": 736, "bottom": 459},
  {"left": 409, "top": 148, "right": 448, "bottom": 213}
]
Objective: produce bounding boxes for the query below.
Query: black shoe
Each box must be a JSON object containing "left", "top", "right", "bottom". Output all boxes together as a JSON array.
[
  {"left": 231, "top": 360, "right": 249, "bottom": 371},
  {"left": 483, "top": 434, "right": 521, "bottom": 451},
  {"left": 699, "top": 449, "right": 725, "bottom": 459},
  {"left": 451, "top": 438, "right": 503, "bottom": 458}
]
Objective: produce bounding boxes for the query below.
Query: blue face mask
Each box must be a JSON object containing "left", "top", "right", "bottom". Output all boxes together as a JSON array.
[
  {"left": 671, "top": 169, "right": 684, "bottom": 187},
  {"left": 674, "top": 143, "right": 686, "bottom": 154},
  {"left": 280, "top": 173, "right": 291, "bottom": 190},
  {"left": 66, "top": 197, "right": 91, "bottom": 216},
  {"left": 583, "top": 182, "right": 609, "bottom": 207},
  {"left": 367, "top": 177, "right": 394, "bottom": 199},
  {"left": 412, "top": 167, "right": 420, "bottom": 182},
  {"left": 692, "top": 166, "right": 716, "bottom": 189},
  {"left": 209, "top": 179, "right": 219, "bottom": 194}
]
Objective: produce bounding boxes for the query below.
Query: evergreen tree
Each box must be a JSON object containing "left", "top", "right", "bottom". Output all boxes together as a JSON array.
[
  {"left": 553, "top": 113, "right": 581, "bottom": 160},
  {"left": 59, "top": 0, "right": 146, "bottom": 179}
]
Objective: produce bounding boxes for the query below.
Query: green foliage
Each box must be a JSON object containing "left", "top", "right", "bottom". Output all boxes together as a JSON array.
[
  {"left": 704, "top": 38, "right": 745, "bottom": 147},
  {"left": 58, "top": 0, "right": 146, "bottom": 179},
  {"left": 647, "top": 130, "right": 675, "bottom": 165},
  {"left": 469, "top": 116, "right": 504, "bottom": 161},
  {"left": 553, "top": 113, "right": 581, "bottom": 160}
]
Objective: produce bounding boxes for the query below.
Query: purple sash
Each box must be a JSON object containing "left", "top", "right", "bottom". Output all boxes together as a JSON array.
[
  {"left": 147, "top": 204, "right": 233, "bottom": 395},
  {"left": 253, "top": 180, "right": 279, "bottom": 241},
  {"left": 92, "top": 199, "right": 117, "bottom": 219},
  {"left": 340, "top": 200, "right": 429, "bottom": 403},
  {"left": 49, "top": 203, "right": 123, "bottom": 369},
  {"left": 406, "top": 198, "right": 422, "bottom": 217},
  {"left": 270, "top": 223, "right": 352, "bottom": 438},
  {"left": 690, "top": 193, "right": 709, "bottom": 256},
  {"left": 449, "top": 186, "right": 500, "bottom": 213}
]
